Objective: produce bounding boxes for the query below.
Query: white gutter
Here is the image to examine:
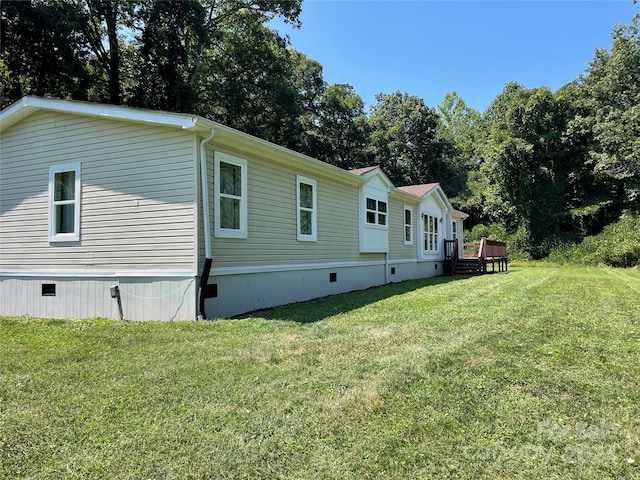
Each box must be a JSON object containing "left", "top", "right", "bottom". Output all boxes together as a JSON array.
[{"left": 200, "top": 129, "right": 216, "bottom": 258}]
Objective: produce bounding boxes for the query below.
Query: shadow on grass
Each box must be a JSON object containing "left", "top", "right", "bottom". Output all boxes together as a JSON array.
[{"left": 234, "top": 274, "right": 477, "bottom": 324}]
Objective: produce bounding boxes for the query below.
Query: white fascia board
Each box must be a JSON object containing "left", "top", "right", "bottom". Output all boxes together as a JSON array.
[
  {"left": 359, "top": 167, "right": 395, "bottom": 190},
  {"left": 0, "top": 97, "right": 36, "bottom": 132},
  {"left": 423, "top": 184, "right": 453, "bottom": 213},
  {"left": 1, "top": 96, "right": 204, "bottom": 134},
  {"left": 390, "top": 188, "right": 421, "bottom": 203},
  {"left": 453, "top": 209, "right": 469, "bottom": 220}
]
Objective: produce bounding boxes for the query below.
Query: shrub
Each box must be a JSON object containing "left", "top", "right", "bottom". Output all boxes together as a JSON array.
[{"left": 548, "top": 211, "right": 640, "bottom": 267}]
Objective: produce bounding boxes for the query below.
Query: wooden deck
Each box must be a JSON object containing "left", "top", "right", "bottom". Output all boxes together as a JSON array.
[{"left": 444, "top": 237, "right": 508, "bottom": 276}]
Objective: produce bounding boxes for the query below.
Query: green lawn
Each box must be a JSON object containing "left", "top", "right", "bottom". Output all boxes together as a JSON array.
[{"left": 1, "top": 266, "right": 639, "bottom": 479}]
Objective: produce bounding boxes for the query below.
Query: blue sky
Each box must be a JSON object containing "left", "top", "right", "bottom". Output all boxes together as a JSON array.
[{"left": 271, "top": 1, "right": 639, "bottom": 113}]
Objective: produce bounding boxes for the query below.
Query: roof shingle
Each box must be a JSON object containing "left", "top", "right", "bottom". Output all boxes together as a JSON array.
[{"left": 397, "top": 183, "right": 439, "bottom": 197}]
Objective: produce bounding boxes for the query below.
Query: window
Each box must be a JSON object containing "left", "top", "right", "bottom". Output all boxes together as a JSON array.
[
  {"left": 366, "top": 197, "right": 387, "bottom": 226},
  {"left": 452, "top": 220, "right": 458, "bottom": 241},
  {"left": 424, "top": 214, "right": 439, "bottom": 253},
  {"left": 297, "top": 175, "right": 317, "bottom": 241},
  {"left": 215, "top": 152, "right": 247, "bottom": 238},
  {"left": 404, "top": 206, "right": 413, "bottom": 245},
  {"left": 359, "top": 180, "right": 389, "bottom": 253},
  {"left": 48, "top": 163, "right": 81, "bottom": 242}
]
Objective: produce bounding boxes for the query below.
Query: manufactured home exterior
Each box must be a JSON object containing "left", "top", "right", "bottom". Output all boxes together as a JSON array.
[{"left": 0, "top": 97, "right": 466, "bottom": 320}]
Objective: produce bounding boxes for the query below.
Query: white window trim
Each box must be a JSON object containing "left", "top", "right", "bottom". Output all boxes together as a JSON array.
[
  {"left": 296, "top": 175, "right": 317, "bottom": 242},
  {"left": 423, "top": 212, "right": 440, "bottom": 254},
  {"left": 214, "top": 152, "right": 248, "bottom": 239},
  {"left": 403, "top": 205, "right": 413, "bottom": 245},
  {"left": 48, "top": 162, "right": 81, "bottom": 243},
  {"left": 359, "top": 183, "right": 389, "bottom": 253},
  {"left": 365, "top": 196, "right": 388, "bottom": 228}
]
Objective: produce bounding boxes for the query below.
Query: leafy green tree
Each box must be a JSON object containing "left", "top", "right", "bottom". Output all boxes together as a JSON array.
[
  {"left": 316, "top": 84, "right": 370, "bottom": 169},
  {"left": 438, "top": 91, "right": 484, "bottom": 167},
  {"left": 578, "top": 14, "right": 640, "bottom": 207},
  {"left": 131, "top": 0, "right": 302, "bottom": 113},
  {"left": 0, "top": 0, "right": 92, "bottom": 107},
  {"left": 368, "top": 91, "right": 453, "bottom": 188},
  {"left": 199, "top": 12, "right": 303, "bottom": 147},
  {"left": 131, "top": 0, "right": 207, "bottom": 112},
  {"left": 554, "top": 80, "right": 597, "bottom": 207},
  {"left": 289, "top": 50, "right": 326, "bottom": 158},
  {"left": 1, "top": 0, "right": 302, "bottom": 110},
  {"left": 437, "top": 91, "right": 485, "bottom": 212},
  {"left": 480, "top": 85, "right": 576, "bottom": 257},
  {"left": 73, "top": 0, "right": 138, "bottom": 105}
]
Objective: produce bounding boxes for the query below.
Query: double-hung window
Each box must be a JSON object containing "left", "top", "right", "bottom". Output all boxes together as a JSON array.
[
  {"left": 366, "top": 197, "right": 387, "bottom": 226},
  {"left": 48, "top": 163, "right": 81, "bottom": 242},
  {"left": 424, "top": 214, "right": 439, "bottom": 253},
  {"left": 215, "top": 152, "right": 247, "bottom": 238},
  {"left": 297, "top": 175, "right": 317, "bottom": 241},
  {"left": 404, "top": 206, "right": 413, "bottom": 245}
]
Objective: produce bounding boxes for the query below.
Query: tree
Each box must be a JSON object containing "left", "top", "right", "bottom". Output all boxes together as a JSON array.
[
  {"left": 480, "top": 85, "right": 575, "bottom": 257},
  {"left": 0, "top": 0, "right": 92, "bottom": 107},
  {"left": 1, "top": 0, "right": 303, "bottom": 110},
  {"left": 73, "top": 0, "right": 137, "bottom": 105},
  {"left": 578, "top": 14, "right": 640, "bottom": 208},
  {"left": 437, "top": 91, "right": 485, "bottom": 208},
  {"left": 131, "top": 0, "right": 207, "bottom": 112},
  {"left": 289, "top": 50, "right": 326, "bottom": 158},
  {"left": 131, "top": 0, "right": 303, "bottom": 113},
  {"left": 316, "top": 84, "right": 370, "bottom": 169},
  {"left": 438, "top": 91, "right": 483, "bottom": 167},
  {"left": 368, "top": 91, "right": 453, "bottom": 188},
  {"left": 199, "top": 12, "right": 303, "bottom": 147}
]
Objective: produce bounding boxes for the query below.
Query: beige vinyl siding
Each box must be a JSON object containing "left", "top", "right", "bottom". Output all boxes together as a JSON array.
[
  {"left": 0, "top": 111, "right": 198, "bottom": 272},
  {"left": 388, "top": 198, "right": 418, "bottom": 261},
  {"left": 204, "top": 146, "right": 374, "bottom": 270}
]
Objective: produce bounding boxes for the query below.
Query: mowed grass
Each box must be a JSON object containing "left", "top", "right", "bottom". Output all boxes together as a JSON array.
[{"left": 1, "top": 266, "right": 639, "bottom": 479}]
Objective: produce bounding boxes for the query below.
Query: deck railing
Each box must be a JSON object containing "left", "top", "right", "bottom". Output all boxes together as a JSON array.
[
  {"left": 463, "top": 241, "right": 480, "bottom": 258},
  {"left": 444, "top": 239, "right": 459, "bottom": 275},
  {"left": 464, "top": 237, "right": 507, "bottom": 259},
  {"left": 463, "top": 237, "right": 508, "bottom": 273},
  {"left": 478, "top": 237, "right": 507, "bottom": 260}
]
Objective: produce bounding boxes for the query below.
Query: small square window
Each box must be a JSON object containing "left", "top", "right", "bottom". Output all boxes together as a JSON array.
[
  {"left": 365, "top": 197, "right": 388, "bottom": 226},
  {"left": 42, "top": 284, "right": 56, "bottom": 296}
]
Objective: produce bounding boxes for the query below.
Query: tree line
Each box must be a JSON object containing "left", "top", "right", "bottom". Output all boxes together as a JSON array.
[{"left": 1, "top": 1, "right": 638, "bottom": 258}]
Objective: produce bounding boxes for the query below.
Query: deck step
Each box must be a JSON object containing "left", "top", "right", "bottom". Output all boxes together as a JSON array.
[{"left": 453, "top": 259, "right": 484, "bottom": 275}]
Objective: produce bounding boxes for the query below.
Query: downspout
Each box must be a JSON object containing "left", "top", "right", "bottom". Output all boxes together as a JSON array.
[
  {"left": 385, "top": 186, "right": 391, "bottom": 284},
  {"left": 384, "top": 252, "right": 390, "bottom": 284},
  {"left": 198, "top": 129, "right": 216, "bottom": 319}
]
